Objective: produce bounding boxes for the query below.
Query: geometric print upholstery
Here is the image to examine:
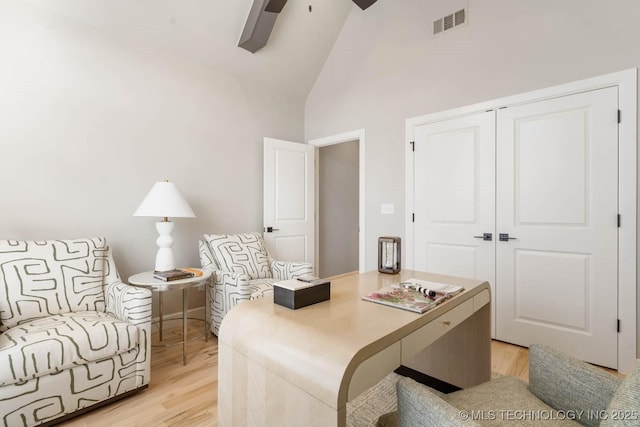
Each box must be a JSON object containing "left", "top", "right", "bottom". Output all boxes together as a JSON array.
[
  {"left": 0, "top": 237, "right": 152, "bottom": 426},
  {"left": 199, "top": 236, "right": 313, "bottom": 336},
  {"left": 0, "top": 237, "right": 110, "bottom": 330},
  {"left": 0, "top": 345, "right": 143, "bottom": 427},
  {"left": 203, "top": 233, "right": 272, "bottom": 280},
  {"left": 0, "top": 311, "right": 138, "bottom": 386}
]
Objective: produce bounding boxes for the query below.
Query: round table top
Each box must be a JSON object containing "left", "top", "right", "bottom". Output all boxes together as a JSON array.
[{"left": 128, "top": 268, "right": 212, "bottom": 292}]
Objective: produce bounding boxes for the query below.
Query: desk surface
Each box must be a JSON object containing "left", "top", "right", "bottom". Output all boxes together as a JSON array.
[{"left": 219, "top": 270, "right": 490, "bottom": 418}]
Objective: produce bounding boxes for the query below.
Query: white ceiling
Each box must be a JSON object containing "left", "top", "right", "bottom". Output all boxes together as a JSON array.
[{"left": 24, "top": 0, "right": 355, "bottom": 99}]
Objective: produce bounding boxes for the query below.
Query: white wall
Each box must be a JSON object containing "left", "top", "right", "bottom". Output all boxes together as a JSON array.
[
  {"left": 0, "top": 1, "right": 304, "bottom": 316},
  {"left": 305, "top": 0, "right": 640, "bottom": 271}
]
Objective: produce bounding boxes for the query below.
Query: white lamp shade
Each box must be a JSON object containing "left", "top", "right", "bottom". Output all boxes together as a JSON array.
[{"left": 133, "top": 181, "right": 196, "bottom": 218}]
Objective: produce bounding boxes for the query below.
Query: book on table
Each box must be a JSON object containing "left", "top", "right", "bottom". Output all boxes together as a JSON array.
[
  {"left": 361, "top": 278, "right": 464, "bottom": 313},
  {"left": 153, "top": 269, "right": 196, "bottom": 281}
]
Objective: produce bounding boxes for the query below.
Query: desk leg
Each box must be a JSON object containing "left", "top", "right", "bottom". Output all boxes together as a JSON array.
[
  {"left": 159, "top": 292, "right": 164, "bottom": 342},
  {"left": 183, "top": 288, "right": 188, "bottom": 365}
]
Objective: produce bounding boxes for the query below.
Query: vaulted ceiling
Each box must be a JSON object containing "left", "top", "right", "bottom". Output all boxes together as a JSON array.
[{"left": 23, "top": 0, "right": 355, "bottom": 99}]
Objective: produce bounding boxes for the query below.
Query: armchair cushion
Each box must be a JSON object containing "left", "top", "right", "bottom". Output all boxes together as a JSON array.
[
  {"left": 529, "top": 344, "right": 621, "bottom": 427},
  {"left": 445, "top": 376, "right": 579, "bottom": 426},
  {"left": 396, "top": 375, "right": 580, "bottom": 427},
  {"left": 396, "top": 377, "right": 477, "bottom": 427},
  {"left": 204, "top": 233, "right": 271, "bottom": 279},
  {"left": 601, "top": 363, "right": 640, "bottom": 427},
  {"left": 0, "top": 311, "right": 138, "bottom": 386}
]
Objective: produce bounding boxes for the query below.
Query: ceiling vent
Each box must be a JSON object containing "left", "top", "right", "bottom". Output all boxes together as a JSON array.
[{"left": 433, "top": 8, "right": 467, "bottom": 36}]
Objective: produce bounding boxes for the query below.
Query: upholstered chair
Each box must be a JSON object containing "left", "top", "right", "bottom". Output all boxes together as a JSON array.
[
  {"left": 199, "top": 232, "right": 313, "bottom": 335},
  {"left": 381, "top": 344, "right": 639, "bottom": 427},
  {"left": 0, "top": 238, "right": 152, "bottom": 426}
]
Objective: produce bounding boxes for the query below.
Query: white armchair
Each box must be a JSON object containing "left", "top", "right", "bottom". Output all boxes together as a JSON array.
[
  {"left": 199, "top": 232, "right": 313, "bottom": 335},
  {"left": 0, "top": 238, "right": 151, "bottom": 426}
]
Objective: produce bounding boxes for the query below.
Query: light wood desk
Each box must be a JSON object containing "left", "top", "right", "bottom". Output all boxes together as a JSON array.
[{"left": 218, "top": 270, "right": 491, "bottom": 426}]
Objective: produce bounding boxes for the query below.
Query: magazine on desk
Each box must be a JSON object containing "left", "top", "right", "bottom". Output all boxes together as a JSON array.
[{"left": 361, "top": 278, "right": 465, "bottom": 314}]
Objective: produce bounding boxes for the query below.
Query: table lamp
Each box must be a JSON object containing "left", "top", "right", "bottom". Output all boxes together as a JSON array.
[{"left": 134, "top": 180, "right": 195, "bottom": 272}]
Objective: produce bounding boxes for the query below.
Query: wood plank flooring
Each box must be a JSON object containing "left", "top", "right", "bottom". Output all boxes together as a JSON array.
[{"left": 61, "top": 323, "right": 618, "bottom": 427}]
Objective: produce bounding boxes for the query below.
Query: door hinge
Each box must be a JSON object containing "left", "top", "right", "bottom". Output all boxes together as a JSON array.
[
  {"left": 618, "top": 109, "right": 621, "bottom": 124},
  {"left": 412, "top": 213, "right": 415, "bottom": 223},
  {"left": 410, "top": 141, "right": 415, "bottom": 152},
  {"left": 617, "top": 319, "right": 621, "bottom": 333},
  {"left": 618, "top": 214, "right": 621, "bottom": 228}
]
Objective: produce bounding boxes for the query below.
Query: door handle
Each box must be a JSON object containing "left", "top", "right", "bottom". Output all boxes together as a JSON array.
[
  {"left": 473, "top": 233, "right": 492, "bottom": 241},
  {"left": 265, "top": 227, "right": 280, "bottom": 233},
  {"left": 499, "top": 233, "right": 517, "bottom": 242}
]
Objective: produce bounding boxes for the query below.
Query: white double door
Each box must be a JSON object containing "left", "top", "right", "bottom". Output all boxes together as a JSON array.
[{"left": 412, "top": 87, "right": 619, "bottom": 368}]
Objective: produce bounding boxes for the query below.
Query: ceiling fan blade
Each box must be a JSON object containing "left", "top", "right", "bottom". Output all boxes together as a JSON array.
[
  {"left": 264, "top": 0, "right": 287, "bottom": 13},
  {"left": 352, "top": 0, "right": 377, "bottom": 10}
]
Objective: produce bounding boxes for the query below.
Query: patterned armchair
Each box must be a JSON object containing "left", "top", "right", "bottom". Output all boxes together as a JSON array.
[
  {"left": 199, "top": 232, "right": 313, "bottom": 335},
  {"left": 0, "top": 238, "right": 152, "bottom": 426}
]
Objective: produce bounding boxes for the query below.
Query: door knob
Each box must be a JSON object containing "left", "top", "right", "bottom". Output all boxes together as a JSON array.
[
  {"left": 265, "top": 227, "right": 280, "bottom": 233},
  {"left": 473, "top": 233, "right": 492, "bottom": 241},
  {"left": 499, "top": 233, "right": 517, "bottom": 242}
]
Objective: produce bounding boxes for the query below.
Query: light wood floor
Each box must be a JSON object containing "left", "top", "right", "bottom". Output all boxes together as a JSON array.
[{"left": 62, "top": 323, "right": 613, "bottom": 427}]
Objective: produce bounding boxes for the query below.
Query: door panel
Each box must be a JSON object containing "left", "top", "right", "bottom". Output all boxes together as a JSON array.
[
  {"left": 513, "top": 250, "right": 590, "bottom": 330},
  {"left": 516, "top": 109, "right": 589, "bottom": 225},
  {"left": 263, "top": 138, "right": 315, "bottom": 265},
  {"left": 413, "top": 111, "right": 496, "bottom": 334},
  {"left": 496, "top": 87, "right": 618, "bottom": 368},
  {"left": 426, "top": 243, "right": 479, "bottom": 279}
]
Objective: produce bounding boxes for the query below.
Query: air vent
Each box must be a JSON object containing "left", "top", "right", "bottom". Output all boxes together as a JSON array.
[{"left": 433, "top": 8, "right": 467, "bottom": 36}]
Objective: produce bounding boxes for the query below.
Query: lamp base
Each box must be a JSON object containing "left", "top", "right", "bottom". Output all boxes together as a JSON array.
[{"left": 155, "top": 221, "right": 176, "bottom": 272}]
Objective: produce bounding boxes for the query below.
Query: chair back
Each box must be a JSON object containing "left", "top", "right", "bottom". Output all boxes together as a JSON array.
[
  {"left": 0, "top": 237, "right": 113, "bottom": 330},
  {"left": 202, "top": 232, "right": 272, "bottom": 279}
]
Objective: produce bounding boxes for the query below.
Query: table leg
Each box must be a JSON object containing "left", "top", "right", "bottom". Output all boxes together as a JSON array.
[
  {"left": 159, "top": 292, "right": 164, "bottom": 342},
  {"left": 204, "top": 277, "right": 209, "bottom": 342},
  {"left": 183, "top": 288, "right": 188, "bottom": 365}
]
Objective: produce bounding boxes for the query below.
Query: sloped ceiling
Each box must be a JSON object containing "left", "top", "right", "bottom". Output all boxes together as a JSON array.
[{"left": 23, "top": 0, "right": 354, "bottom": 100}]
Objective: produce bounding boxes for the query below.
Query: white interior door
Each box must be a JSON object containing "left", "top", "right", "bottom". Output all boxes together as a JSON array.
[
  {"left": 496, "top": 87, "right": 619, "bottom": 368},
  {"left": 413, "top": 111, "right": 496, "bottom": 332},
  {"left": 263, "top": 138, "right": 315, "bottom": 266}
]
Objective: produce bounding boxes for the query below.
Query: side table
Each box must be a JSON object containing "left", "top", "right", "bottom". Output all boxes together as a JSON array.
[{"left": 128, "top": 268, "right": 212, "bottom": 365}]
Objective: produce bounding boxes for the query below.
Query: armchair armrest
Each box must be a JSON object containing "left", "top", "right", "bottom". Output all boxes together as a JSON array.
[
  {"left": 205, "top": 269, "right": 252, "bottom": 336},
  {"left": 270, "top": 260, "right": 313, "bottom": 280},
  {"left": 397, "top": 377, "right": 478, "bottom": 427},
  {"left": 528, "top": 344, "right": 622, "bottom": 427},
  {"left": 105, "top": 280, "right": 152, "bottom": 327},
  {"left": 214, "top": 270, "right": 252, "bottom": 294},
  {"left": 105, "top": 280, "right": 152, "bottom": 387}
]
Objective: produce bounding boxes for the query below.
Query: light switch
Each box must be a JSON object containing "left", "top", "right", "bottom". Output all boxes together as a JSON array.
[{"left": 381, "top": 203, "right": 395, "bottom": 215}]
